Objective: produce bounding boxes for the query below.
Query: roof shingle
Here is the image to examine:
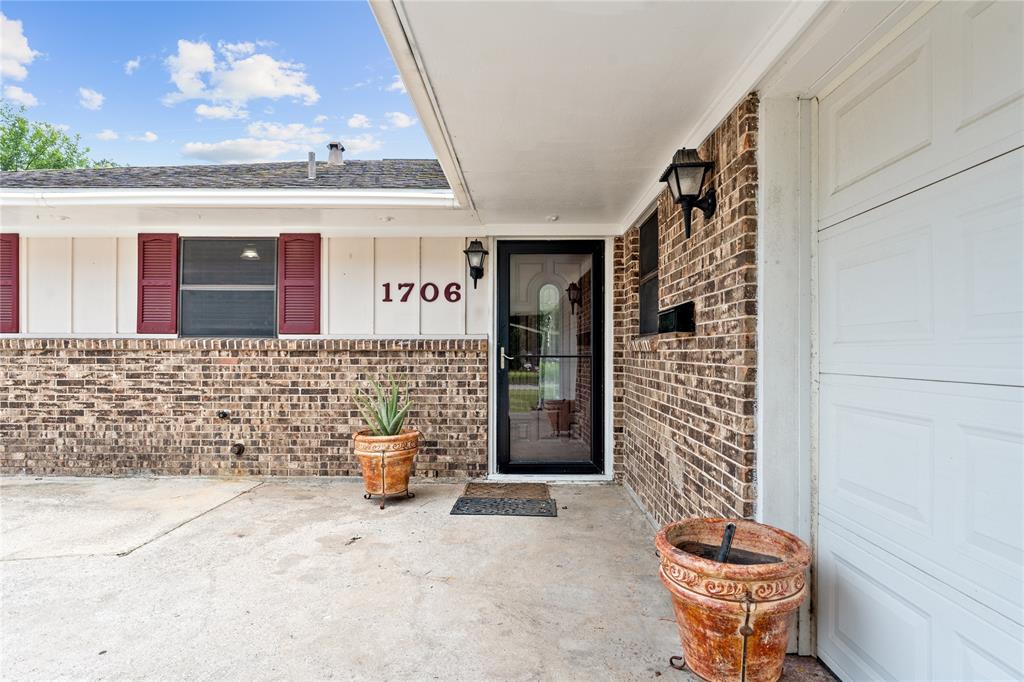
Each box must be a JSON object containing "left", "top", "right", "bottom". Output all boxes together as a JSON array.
[{"left": 0, "top": 159, "right": 449, "bottom": 190}]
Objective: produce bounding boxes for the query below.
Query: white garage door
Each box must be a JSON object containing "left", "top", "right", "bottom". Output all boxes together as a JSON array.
[{"left": 815, "top": 3, "right": 1024, "bottom": 680}]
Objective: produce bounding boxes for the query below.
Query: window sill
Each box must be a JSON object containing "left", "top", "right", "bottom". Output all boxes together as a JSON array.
[{"left": 627, "top": 331, "right": 696, "bottom": 352}]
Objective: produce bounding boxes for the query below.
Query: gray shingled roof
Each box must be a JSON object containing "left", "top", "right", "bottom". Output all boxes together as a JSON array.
[{"left": 0, "top": 159, "right": 449, "bottom": 190}]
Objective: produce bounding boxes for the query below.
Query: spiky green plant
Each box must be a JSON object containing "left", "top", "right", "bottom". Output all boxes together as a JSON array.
[{"left": 354, "top": 378, "right": 412, "bottom": 436}]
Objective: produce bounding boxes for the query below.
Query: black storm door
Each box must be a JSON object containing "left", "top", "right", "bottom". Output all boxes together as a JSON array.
[{"left": 496, "top": 241, "right": 604, "bottom": 475}]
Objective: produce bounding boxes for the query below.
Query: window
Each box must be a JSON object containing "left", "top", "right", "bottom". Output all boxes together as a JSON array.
[
  {"left": 638, "top": 212, "right": 659, "bottom": 335},
  {"left": 179, "top": 238, "right": 277, "bottom": 337}
]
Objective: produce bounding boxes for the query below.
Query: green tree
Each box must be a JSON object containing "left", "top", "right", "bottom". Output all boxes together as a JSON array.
[{"left": 0, "top": 102, "right": 118, "bottom": 171}]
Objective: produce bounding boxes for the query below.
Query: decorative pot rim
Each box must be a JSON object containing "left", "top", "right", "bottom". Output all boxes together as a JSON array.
[
  {"left": 655, "top": 517, "right": 810, "bottom": 583},
  {"left": 353, "top": 428, "right": 420, "bottom": 443}
]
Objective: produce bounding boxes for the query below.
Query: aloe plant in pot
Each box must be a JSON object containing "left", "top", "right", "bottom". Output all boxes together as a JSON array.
[{"left": 353, "top": 379, "right": 419, "bottom": 509}]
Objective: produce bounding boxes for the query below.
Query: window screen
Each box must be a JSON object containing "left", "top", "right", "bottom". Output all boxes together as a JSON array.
[
  {"left": 638, "top": 213, "right": 659, "bottom": 335},
  {"left": 179, "top": 239, "right": 277, "bottom": 337}
]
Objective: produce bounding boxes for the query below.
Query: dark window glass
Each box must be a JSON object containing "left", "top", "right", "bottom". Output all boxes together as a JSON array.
[
  {"left": 638, "top": 212, "right": 659, "bottom": 335},
  {"left": 179, "top": 238, "right": 277, "bottom": 337},
  {"left": 180, "top": 290, "right": 276, "bottom": 337},
  {"left": 639, "top": 278, "right": 659, "bottom": 336},
  {"left": 181, "top": 239, "right": 276, "bottom": 285}
]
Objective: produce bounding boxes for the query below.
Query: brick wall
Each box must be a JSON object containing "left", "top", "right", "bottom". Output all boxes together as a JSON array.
[
  {"left": 613, "top": 93, "right": 758, "bottom": 524},
  {"left": 572, "top": 269, "right": 592, "bottom": 446},
  {"left": 0, "top": 338, "right": 488, "bottom": 478}
]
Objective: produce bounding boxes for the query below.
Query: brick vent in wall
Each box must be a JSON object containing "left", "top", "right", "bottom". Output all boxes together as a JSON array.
[
  {"left": 613, "top": 93, "right": 758, "bottom": 524},
  {"left": 0, "top": 338, "right": 488, "bottom": 478}
]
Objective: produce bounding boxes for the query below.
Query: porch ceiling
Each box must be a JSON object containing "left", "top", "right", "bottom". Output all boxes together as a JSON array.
[{"left": 378, "top": 0, "right": 816, "bottom": 228}]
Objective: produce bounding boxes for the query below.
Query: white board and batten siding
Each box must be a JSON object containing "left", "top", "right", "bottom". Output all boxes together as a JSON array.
[
  {"left": 814, "top": 2, "right": 1023, "bottom": 680},
  {"left": 327, "top": 236, "right": 488, "bottom": 336},
  {"left": 19, "top": 237, "right": 137, "bottom": 335},
  {"left": 15, "top": 235, "right": 488, "bottom": 337}
]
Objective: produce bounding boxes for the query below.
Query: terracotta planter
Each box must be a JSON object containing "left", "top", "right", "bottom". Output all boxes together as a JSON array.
[
  {"left": 543, "top": 399, "right": 572, "bottom": 435},
  {"left": 353, "top": 428, "right": 419, "bottom": 509},
  {"left": 655, "top": 518, "right": 811, "bottom": 682}
]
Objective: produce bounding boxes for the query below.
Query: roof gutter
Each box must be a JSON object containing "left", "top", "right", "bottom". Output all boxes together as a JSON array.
[{"left": 0, "top": 188, "right": 458, "bottom": 209}]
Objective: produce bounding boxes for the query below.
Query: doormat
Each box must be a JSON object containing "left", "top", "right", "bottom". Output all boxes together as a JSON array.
[
  {"left": 451, "top": 482, "right": 556, "bottom": 516},
  {"left": 450, "top": 496, "right": 557, "bottom": 517},
  {"left": 462, "top": 482, "right": 551, "bottom": 500}
]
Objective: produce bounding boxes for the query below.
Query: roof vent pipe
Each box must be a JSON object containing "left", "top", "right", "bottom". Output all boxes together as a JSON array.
[
  {"left": 308, "top": 151, "right": 316, "bottom": 180},
  {"left": 327, "top": 141, "right": 344, "bottom": 166}
]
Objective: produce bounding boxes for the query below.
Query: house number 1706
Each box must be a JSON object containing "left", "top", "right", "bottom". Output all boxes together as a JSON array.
[{"left": 381, "top": 282, "right": 462, "bottom": 303}]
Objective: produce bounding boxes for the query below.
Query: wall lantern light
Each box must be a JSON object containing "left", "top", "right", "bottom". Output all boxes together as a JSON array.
[
  {"left": 566, "top": 281, "right": 582, "bottom": 314},
  {"left": 659, "top": 148, "right": 716, "bottom": 238},
  {"left": 463, "top": 239, "right": 489, "bottom": 289}
]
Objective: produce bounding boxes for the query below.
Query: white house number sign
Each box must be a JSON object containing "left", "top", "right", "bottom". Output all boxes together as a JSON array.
[{"left": 381, "top": 282, "right": 462, "bottom": 303}]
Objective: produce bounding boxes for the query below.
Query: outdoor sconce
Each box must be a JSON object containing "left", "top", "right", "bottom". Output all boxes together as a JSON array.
[
  {"left": 463, "top": 239, "right": 489, "bottom": 289},
  {"left": 659, "top": 148, "right": 716, "bottom": 238},
  {"left": 566, "top": 281, "right": 582, "bottom": 314}
]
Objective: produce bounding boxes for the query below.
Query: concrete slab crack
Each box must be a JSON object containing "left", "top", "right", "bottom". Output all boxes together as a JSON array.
[{"left": 115, "top": 481, "right": 265, "bottom": 557}]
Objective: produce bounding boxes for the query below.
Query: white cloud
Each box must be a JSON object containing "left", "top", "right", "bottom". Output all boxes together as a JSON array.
[
  {"left": 217, "top": 41, "right": 255, "bottom": 60},
  {"left": 1, "top": 13, "right": 39, "bottom": 81},
  {"left": 347, "top": 113, "right": 371, "bottom": 129},
  {"left": 313, "top": 114, "right": 328, "bottom": 123},
  {"left": 246, "top": 121, "right": 328, "bottom": 145},
  {"left": 182, "top": 119, "right": 331, "bottom": 164},
  {"left": 78, "top": 87, "right": 105, "bottom": 110},
  {"left": 217, "top": 40, "right": 273, "bottom": 61},
  {"left": 96, "top": 129, "right": 119, "bottom": 141},
  {"left": 130, "top": 131, "right": 158, "bottom": 142},
  {"left": 383, "top": 111, "right": 416, "bottom": 129},
  {"left": 3, "top": 84, "right": 37, "bottom": 107},
  {"left": 181, "top": 137, "right": 295, "bottom": 164},
  {"left": 342, "top": 133, "right": 382, "bottom": 156},
  {"left": 195, "top": 103, "right": 248, "bottom": 119},
  {"left": 163, "top": 39, "right": 318, "bottom": 110},
  {"left": 164, "top": 39, "right": 215, "bottom": 100},
  {"left": 214, "top": 54, "right": 318, "bottom": 105},
  {"left": 385, "top": 74, "right": 406, "bottom": 94},
  {"left": 124, "top": 56, "right": 141, "bottom": 75}
]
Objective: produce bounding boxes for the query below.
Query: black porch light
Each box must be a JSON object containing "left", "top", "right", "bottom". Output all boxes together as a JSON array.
[
  {"left": 659, "top": 148, "right": 716, "bottom": 238},
  {"left": 566, "top": 281, "right": 582, "bottom": 314},
  {"left": 463, "top": 239, "right": 489, "bottom": 289}
]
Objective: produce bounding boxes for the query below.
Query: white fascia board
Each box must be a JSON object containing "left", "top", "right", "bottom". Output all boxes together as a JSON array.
[
  {"left": 0, "top": 188, "right": 457, "bottom": 209},
  {"left": 370, "top": 0, "right": 475, "bottom": 212}
]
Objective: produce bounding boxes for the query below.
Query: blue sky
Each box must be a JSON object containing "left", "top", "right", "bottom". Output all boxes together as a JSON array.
[{"left": 0, "top": 1, "right": 435, "bottom": 165}]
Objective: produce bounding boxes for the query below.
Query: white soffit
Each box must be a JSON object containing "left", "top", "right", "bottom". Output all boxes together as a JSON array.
[{"left": 377, "top": 0, "right": 822, "bottom": 228}]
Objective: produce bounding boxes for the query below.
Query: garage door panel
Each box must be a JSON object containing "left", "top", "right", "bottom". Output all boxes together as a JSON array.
[
  {"left": 951, "top": 632, "right": 1024, "bottom": 682},
  {"left": 828, "top": 33, "right": 933, "bottom": 197},
  {"left": 820, "top": 536, "right": 933, "bottom": 681},
  {"left": 820, "top": 374, "right": 1023, "bottom": 620},
  {"left": 960, "top": 195, "right": 1024, "bottom": 342},
  {"left": 818, "top": 519, "right": 1024, "bottom": 682},
  {"left": 952, "top": 0, "right": 1024, "bottom": 133},
  {"left": 819, "top": 150, "right": 1023, "bottom": 386},
  {"left": 956, "top": 424, "right": 1023, "bottom": 571},
  {"left": 819, "top": 2, "right": 1024, "bottom": 227}
]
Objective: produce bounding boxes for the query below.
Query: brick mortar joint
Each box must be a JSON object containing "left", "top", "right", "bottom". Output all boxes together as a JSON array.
[{"left": 0, "top": 337, "right": 489, "bottom": 353}]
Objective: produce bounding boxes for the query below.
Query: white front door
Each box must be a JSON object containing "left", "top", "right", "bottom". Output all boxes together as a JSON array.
[{"left": 814, "top": 3, "right": 1023, "bottom": 679}]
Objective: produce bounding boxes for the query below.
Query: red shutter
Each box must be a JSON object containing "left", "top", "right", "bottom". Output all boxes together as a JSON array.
[
  {"left": 278, "top": 233, "right": 321, "bottom": 334},
  {"left": 0, "top": 233, "right": 19, "bottom": 333},
  {"left": 137, "top": 233, "right": 178, "bottom": 334}
]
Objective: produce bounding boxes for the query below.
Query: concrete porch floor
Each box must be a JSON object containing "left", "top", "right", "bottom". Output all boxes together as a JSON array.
[{"left": 0, "top": 477, "right": 834, "bottom": 681}]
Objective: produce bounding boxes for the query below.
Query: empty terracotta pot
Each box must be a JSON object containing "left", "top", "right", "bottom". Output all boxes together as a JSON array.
[
  {"left": 353, "top": 429, "right": 419, "bottom": 508},
  {"left": 655, "top": 518, "right": 811, "bottom": 682}
]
